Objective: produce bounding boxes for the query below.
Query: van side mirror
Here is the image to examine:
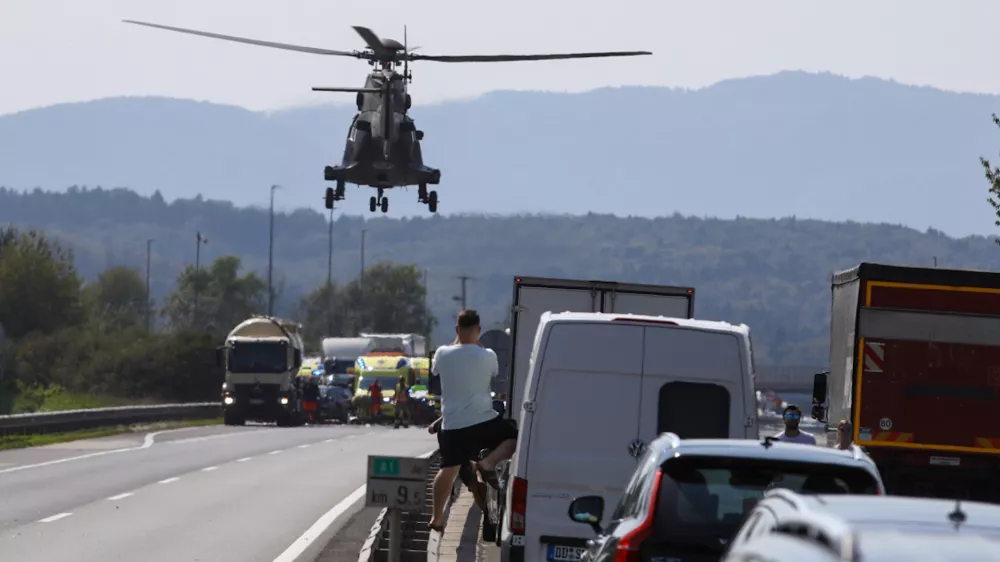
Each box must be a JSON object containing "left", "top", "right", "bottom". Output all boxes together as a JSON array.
[
  {"left": 812, "top": 372, "right": 828, "bottom": 421},
  {"left": 294, "top": 354, "right": 303, "bottom": 369},
  {"left": 428, "top": 374, "right": 442, "bottom": 396},
  {"left": 568, "top": 496, "right": 604, "bottom": 535},
  {"left": 215, "top": 346, "right": 225, "bottom": 368},
  {"left": 492, "top": 399, "right": 506, "bottom": 415}
]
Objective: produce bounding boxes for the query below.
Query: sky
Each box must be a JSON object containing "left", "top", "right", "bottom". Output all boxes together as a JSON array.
[{"left": 3, "top": 0, "right": 1000, "bottom": 116}]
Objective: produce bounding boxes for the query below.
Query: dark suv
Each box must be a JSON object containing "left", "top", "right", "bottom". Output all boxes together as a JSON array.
[{"left": 564, "top": 434, "right": 884, "bottom": 562}]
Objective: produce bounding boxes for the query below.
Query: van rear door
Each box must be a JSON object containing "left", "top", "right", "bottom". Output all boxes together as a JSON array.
[
  {"left": 522, "top": 321, "right": 644, "bottom": 557},
  {"left": 638, "top": 325, "right": 751, "bottom": 448}
]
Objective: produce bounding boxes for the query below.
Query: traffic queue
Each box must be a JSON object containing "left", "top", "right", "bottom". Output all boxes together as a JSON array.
[
  {"left": 290, "top": 351, "right": 440, "bottom": 428},
  {"left": 421, "top": 271, "right": 1000, "bottom": 562}
]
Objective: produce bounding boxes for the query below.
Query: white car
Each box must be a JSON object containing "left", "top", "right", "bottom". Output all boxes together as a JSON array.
[
  {"left": 556, "top": 434, "right": 884, "bottom": 562},
  {"left": 500, "top": 312, "right": 760, "bottom": 562},
  {"left": 724, "top": 530, "right": 1000, "bottom": 562},
  {"left": 725, "top": 491, "right": 1000, "bottom": 561}
]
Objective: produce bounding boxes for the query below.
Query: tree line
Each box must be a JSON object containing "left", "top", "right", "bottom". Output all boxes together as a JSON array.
[{"left": 0, "top": 226, "right": 434, "bottom": 414}]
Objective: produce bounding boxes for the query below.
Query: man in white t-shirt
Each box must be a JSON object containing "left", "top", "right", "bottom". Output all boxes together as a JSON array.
[
  {"left": 773, "top": 404, "right": 818, "bottom": 445},
  {"left": 427, "top": 310, "right": 518, "bottom": 532}
]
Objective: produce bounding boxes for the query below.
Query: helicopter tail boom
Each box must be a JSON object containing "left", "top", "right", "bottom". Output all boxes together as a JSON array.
[{"left": 312, "top": 87, "right": 381, "bottom": 93}]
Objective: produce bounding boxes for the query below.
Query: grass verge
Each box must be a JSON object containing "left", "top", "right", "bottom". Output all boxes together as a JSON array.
[{"left": 0, "top": 418, "right": 222, "bottom": 451}]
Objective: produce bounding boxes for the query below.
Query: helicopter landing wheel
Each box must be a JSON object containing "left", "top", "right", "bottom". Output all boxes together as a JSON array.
[
  {"left": 381, "top": 197, "right": 389, "bottom": 213},
  {"left": 335, "top": 181, "right": 345, "bottom": 200},
  {"left": 369, "top": 196, "right": 377, "bottom": 212},
  {"left": 324, "top": 187, "right": 335, "bottom": 210},
  {"left": 418, "top": 183, "right": 428, "bottom": 203},
  {"left": 427, "top": 191, "right": 438, "bottom": 213}
]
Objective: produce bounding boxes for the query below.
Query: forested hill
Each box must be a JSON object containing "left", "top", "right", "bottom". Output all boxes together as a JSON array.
[
  {"left": 2, "top": 186, "right": 998, "bottom": 364},
  {"left": 3, "top": 71, "right": 1000, "bottom": 236}
]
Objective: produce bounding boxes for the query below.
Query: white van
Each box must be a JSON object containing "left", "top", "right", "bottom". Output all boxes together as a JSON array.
[{"left": 501, "top": 312, "right": 758, "bottom": 562}]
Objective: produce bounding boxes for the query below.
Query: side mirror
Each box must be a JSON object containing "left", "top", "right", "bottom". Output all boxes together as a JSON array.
[
  {"left": 492, "top": 399, "right": 506, "bottom": 415},
  {"left": 568, "top": 496, "right": 605, "bottom": 535},
  {"left": 812, "top": 372, "right": 828, "bottom": 421},
  {"left": 428, "top": 374, "right": 442, "bottom": 396},
  {"left": 215, "top": 346, "right": 225, "bottom": 369},
  {"left": 415, "top": 130, "right": 424, "bottom": 141},
  {"left": 294, "top": 355, "right": 303, "bottom": 369}
]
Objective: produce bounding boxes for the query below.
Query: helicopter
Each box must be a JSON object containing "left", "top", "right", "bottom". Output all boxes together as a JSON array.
[{"left": 122, "top": 20, "right": 652, "bottom": 213}]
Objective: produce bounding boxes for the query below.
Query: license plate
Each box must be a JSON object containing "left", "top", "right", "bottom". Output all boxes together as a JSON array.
[
  {"left": 249, "top": 398, "right": 264, "bottom": 405},
  {"left": 547, "top": 545, "right": 586, "bottom": 562}
]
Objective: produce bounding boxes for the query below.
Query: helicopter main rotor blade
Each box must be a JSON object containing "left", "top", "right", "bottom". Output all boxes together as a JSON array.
[
  {"left": 410, "top": 50, "right": 651, "bottom": 62},
  {"left": 351, "top": 26, "right": 391, "bottom": 55},
  {"left": 312, "top": 87, "right": 381, "bottom": 93},
  {"left": 123, "top": 20, "right": 359, "bottom": 57}
]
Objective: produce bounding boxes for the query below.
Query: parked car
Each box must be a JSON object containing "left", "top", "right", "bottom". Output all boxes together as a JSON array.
[
  {"left": 723, "top": 492, "right": 1000, "bottom": 561},
  {"left": 495, "top": 312, "right": 760, "bottom": 552},
  {"left": 318, "top": 384, "right": 352, "bottom": 423},
  {"left": 558, "top": 434, "right": 883, "bottom": 562}
]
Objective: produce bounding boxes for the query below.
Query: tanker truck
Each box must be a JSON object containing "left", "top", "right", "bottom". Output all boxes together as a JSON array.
[{"left": 216, "top": 315, "right": 306, "bottom": 426}]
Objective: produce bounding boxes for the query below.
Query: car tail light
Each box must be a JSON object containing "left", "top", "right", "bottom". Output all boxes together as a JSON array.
[
  {"left": 509, "top": 477, "right": 528, "bottom": 534},
  {"left": 614, "top": 469, "right": 662, "bottom": 562}
]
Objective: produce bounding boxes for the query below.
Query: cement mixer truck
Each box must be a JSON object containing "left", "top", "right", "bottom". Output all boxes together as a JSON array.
[{"left": 216, "top": 315, "right": 306, "bottom": 426}]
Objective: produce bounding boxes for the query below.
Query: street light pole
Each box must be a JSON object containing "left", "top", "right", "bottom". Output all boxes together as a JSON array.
[
  {"left": 327, "top": 205, "right": 335, "bottom": 335},
  {"left": 145, "top": 238, "right": 154, "bottom": 331},
  {"left": 453, "top": 275, "right": 473, "bottom": 310},
  {"left": 360, "top": 228, "right": 367, "bottom": 331},
  {"left": 194, "top": 231, "right": 208, "bottom": 325},
  {"left": 268, "top": 185, "right": 280, "bottom": 316}
]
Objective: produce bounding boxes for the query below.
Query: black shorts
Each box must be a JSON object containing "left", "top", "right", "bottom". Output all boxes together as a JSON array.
[{"left": 438, "top": 415, "right": 518, "bottom": 468}]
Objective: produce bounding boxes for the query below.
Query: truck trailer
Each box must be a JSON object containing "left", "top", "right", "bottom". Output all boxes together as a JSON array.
[
  {"left": 217, "top": 315, "right": 305, "bottom": 426},
  {"left": 814, "top": 262, "right": 1000, "bottom": 501},
  {"left": 505, "top": 276, "right": 697, "bottom": 423}
]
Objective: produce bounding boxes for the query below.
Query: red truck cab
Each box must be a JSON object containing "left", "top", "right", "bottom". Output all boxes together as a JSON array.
[{"left": 814, "top": 262, "right": 1000, "bottom": 502}]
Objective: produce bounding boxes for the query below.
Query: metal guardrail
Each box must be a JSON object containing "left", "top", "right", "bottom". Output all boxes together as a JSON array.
[{"left": 0, "top": 403, "right": 221, "bottom": 436}]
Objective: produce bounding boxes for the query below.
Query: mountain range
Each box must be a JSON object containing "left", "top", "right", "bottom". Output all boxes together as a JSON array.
[{"left": 3, "top": 71, "right": 999, "bottom": 237}]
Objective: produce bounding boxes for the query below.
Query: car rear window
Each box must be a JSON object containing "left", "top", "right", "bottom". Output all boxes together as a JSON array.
[
  {"left": 657, "top": 381, "right": 730, "bottom": 438},
  {"left": 653, "top": 456, "right": 880, "bottom": 544}
]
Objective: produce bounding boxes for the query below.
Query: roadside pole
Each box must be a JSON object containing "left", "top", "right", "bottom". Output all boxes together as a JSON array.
[{"left": 367, "top": 455, "right": 431, "bottom": 562}]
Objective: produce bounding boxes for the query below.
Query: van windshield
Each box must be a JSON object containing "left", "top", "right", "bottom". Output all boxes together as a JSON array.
[{"left": 653, "top": 456, "right": 880, "bottom": 545}]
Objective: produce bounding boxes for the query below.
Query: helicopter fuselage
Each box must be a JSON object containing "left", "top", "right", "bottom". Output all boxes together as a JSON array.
[{"left": 323, "top": 69, "right": 440, "bottom": 189}]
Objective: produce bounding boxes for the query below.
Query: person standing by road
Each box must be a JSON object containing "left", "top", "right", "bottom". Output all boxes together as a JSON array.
[
  {"left": 394, "top": 374, "right": 411, "bottom": 427},
  {"left": 369, "top": 378, "right": 383, "bottom": 419},
  {"left": 834, "top": 420, "right": 854, "bottom": 449},
  {"left": 774, "top": 404, "right": 817, "bottom": 444},
  {"left": 427, "top": 310, "right": 518, "bottom": 533}
]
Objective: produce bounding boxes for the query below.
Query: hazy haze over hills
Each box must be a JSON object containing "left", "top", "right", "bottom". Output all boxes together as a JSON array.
[{"left": 3, "top": 71, "right": 998, "bottom": 237}]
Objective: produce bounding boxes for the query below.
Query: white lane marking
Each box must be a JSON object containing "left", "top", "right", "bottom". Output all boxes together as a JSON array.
[
  {"left": 271, "top": 448, "right": 437, "bottom": 562},
  {"left": 202, "top": 466, "right": 219, "bottom": 472},
  {"left": 38, "top": 512, "right": 72, "bottom": 523},
  {"left": 272, "top": 486, "right": 365, "bottom": 562},
  {"left": 0, "top": 427, "right": 205, "bottom": 475},
  {"left": 237, "top": 457, "right": 252, "bottom": 462},
  {"left": 297, "top": 444, "right": 310, "bottom": 449},
  {"left": 322, "top": 439, "right": 334, "bottom": 444},
  {"left": 158, "top": 477, "right": 180, "bottom": 484},
  {"left": 268, "top": 450, "right": 282, "bottom": 455},
  {"left": 108, "top": 492, "right": 133, "bottom": 501}
]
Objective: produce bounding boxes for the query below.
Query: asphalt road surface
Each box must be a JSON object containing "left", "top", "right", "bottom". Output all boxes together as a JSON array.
[{"left": 0, "top": 423, "right": 436, "bottom": 562}]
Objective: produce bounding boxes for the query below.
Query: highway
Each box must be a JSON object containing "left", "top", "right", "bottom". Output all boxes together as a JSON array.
[{"left": 0, "top": 423, "right": 436, "bottom": 562}]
